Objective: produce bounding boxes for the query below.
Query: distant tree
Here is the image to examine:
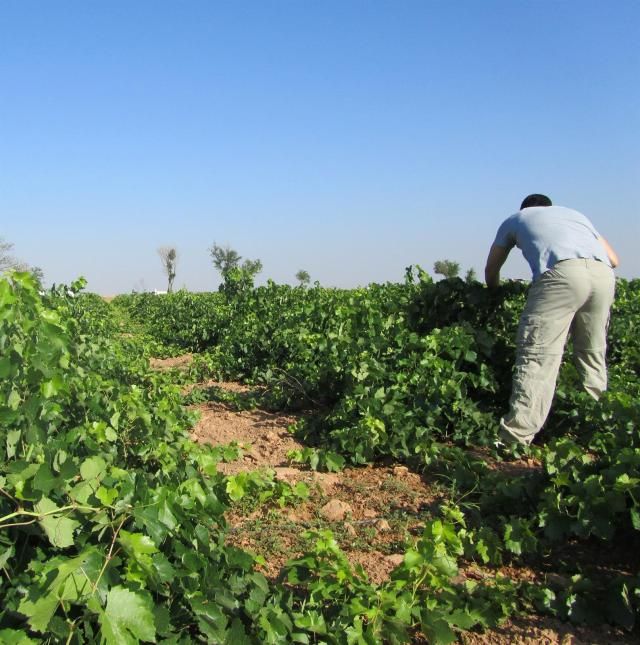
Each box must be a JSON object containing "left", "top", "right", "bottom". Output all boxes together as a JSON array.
[
  {"left": 0, "top": 237, "right": 26, "bottom": 272},
  {"left": 30, "top": 266, "right": 45, "bottom": 289},
  {"left": 295, "top": 269, "right": 311, "bottom": 286},
  {"left": 209, "top": 244, "right": 241, "bottom": 275},
  {"left": 433, "top": 259, "right": 460, "bottom": 279},
  {"left": 209, "top": 243, "right": 262, "bottom": 296},
  {"left": 158, "top": 246, "right": 178, "bottom": 293},
  {"left": 241, "top": 258, "right": 263, "bottom": 277},
  {"left": 132, "top": 278, "right": 148, "bottom": 293},
  {"left": 464, "top": 267, "right": 477, "bottom": 283}
]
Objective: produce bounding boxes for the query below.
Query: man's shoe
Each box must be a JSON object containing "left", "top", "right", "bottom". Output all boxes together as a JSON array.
[{"left": 492, "top": 437, "right": 528, "bottom": 461}]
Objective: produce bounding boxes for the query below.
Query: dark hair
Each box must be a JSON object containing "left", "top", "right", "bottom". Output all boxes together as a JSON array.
[{"left": 520, "top": 194, "right": 552, "bottom": 209}]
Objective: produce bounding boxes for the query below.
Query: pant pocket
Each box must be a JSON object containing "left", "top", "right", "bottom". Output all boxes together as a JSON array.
[
  {"left": 516, "top": 315, "right": 545, "bottom": 349},
  {"left": 517, "top": 314, "right": 569, "bottom": 353}
]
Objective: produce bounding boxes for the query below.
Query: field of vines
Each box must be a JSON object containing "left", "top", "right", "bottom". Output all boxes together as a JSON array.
[{"left": 1, "top": 268, "right": 639, "bottom": 643}]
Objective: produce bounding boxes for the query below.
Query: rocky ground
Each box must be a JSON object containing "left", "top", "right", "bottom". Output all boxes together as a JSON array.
[{"left": 157, "top": 355, "right": 635, "bottom": 644}]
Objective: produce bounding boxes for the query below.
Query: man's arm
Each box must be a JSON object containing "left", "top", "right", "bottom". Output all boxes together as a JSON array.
[
  {"left": 485, "top": 244, "right": 510, "bottom": 288},
  {"left": 597, "top": 236, "right": 619, "bottom": 268}
]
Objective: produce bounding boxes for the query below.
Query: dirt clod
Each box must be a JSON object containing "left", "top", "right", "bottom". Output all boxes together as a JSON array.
[
  {"left": 385, "top": 553, "right": 404, "bottom": 567},
  {"left": 320, "top": 499, "right": 352, "bottom": 522},
  {"left": 374, "top": 519, "right": 391, "bottom": 532},
  {"left": 343, "top": 522, "right": 357, "bottom": 537}
]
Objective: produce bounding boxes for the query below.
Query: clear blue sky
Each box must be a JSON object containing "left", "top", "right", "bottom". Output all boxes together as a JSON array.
[{"left": 2, "top": 1, "right": 638, "bottom": 293}]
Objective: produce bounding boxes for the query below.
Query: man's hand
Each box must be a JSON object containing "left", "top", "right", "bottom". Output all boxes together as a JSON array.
[{"left": 597, "top": 236, "right": 619, "bottom": 268}]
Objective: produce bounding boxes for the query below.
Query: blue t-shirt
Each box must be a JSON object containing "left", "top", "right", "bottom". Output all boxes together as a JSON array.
[{"left": 493, "top": 205, "right": 610, "bottom": 281}]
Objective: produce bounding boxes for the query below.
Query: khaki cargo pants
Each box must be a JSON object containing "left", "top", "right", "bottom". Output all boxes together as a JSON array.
[{"left": 500, "top": 258, "right": 615, "bottom": 445}]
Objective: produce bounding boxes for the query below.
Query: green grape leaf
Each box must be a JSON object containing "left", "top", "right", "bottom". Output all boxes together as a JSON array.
[
  {"left": 17, "top": 594, "right": 59, "bottom": 634},
  {"left": 0, "top": 628, "right": 38, "bottom": 644},
  {"left": 99, "top": 586, "right": 156, "bottom": 644},
  {"left": 80, "top": 456, "right": 107, "bottom": 482},
  {"left": 35, "top": 498, "right": 79, "bottom": 548}
]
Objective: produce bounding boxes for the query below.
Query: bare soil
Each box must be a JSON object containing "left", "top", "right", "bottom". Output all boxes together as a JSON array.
[
  {"left": 149, "top": 353, "right": 194, "bottom": 370},
  {"left": 459, "top": 615, "right": 632, "bottom": 645},
  {"left": 184, "top": 376, "right": 636, "bottom": 643}
]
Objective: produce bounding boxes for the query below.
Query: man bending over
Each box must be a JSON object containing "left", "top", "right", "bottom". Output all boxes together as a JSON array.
[{"left": 485, "top": 193, "right": 619, "bottom": 446}]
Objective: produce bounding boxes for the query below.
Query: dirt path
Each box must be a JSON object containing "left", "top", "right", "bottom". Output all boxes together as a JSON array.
[
  {"left": 190, "top": 383, "right": 438, "bottom": 584},
  {"left": 149, "top": 354, "right": 194, "bottom": 370},
  {"left": 165, "top": 364, "right": 635, "bottom": 643}
]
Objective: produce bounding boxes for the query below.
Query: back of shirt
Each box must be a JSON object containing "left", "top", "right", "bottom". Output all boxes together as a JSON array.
[{"left": 493, "top": 205, "right": 610, "bottom": 280}]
